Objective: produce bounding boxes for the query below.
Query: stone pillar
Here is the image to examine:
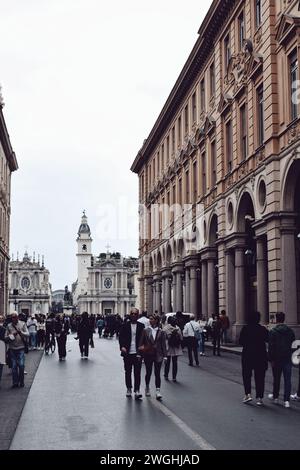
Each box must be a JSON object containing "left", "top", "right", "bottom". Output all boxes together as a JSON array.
[
  {"left": 190, "top": 267, "right": 198, "bottom": 318},
  {"left": 146, "top": 276, "right": 153, "bottom": 315},
  {"left": 185, "top": 256, "right": 199, "bottom": 317},
  {"left": 172, "top": 264, "right": 184, "bottom": 312},
  {"left": 225, "top": 249, "right": 236, "bottom": 327},
  {"left": 256, "top": 237, "right": 269, "bottom": 324},
  {"left": 235, "top": 246, "right": 246, "bottom": 326},
  {"left": 176, "top": 273, "right": 183, "bottom": 312},
  {"left": 162, "top": 270, "right": 172, "bottom": 313},
  {"left": 281, "top": 226, "right": 298, "bottom": 325},
  {"left": 207, "top": 258, "right": 216, "bottom": 317},
  {"left": 201, "top": 261, "right": 208, "bottom": 319},
  {"left": 185, "top": 268, "right": 190, "bottom": 312},
  {"left": 153, "top": 274, "right": 162, "bottom": 315}
]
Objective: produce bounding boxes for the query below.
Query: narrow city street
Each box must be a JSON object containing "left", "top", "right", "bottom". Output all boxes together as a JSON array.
[{"left": 9, "top": 334, "right": 300, "bottom": 451}]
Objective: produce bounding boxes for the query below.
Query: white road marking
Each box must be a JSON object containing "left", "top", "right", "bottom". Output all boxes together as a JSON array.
[{"left": 150, "top": 397, "right": 216, "bottom": 451}]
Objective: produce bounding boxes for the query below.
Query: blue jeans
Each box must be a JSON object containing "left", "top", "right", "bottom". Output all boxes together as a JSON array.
[
  {"left": 272, "top": 360, "right": 292, "bottom": 402},
  {"left": 29, "top": 332, "right": 37, "bottom": 348},
  {"left": 10, "top": 349, "right": 25, "bottom": 386},
  {"left": 198, "top": 333, "right": 205, "bottom": 354}
]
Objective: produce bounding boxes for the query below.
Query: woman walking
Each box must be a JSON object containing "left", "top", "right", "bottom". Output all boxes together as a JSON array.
[
  {"left": 37, "top": 317, "right": 46, "bottom": 350},
  {"left": 55, "top": 314, "right": 70, "bottom": 361},
  {"left": 163, "top": 316, "right": 183, "bottom": 382},
  {"left": 78, "top": 312, "right": 92, "bottom": 359},
  {"left": 239, "top": 311, "right": 269, "bottom": 406},
  {"left": 139, "top": 314, "right": 167, "bottom": 400}
]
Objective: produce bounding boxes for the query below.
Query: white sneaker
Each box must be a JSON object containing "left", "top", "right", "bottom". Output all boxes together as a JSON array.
[
  {"left": 145, "top": 387, "right": 151, "bottom": 397},
  {"left": 126, "top": 389, "right": 132, "bottom": 397},
  {"left": 156, "top": 389, "right": 162, "bottom": 400},
  {"left": 284, "top": 401, "right": 290, "bottom": 408},
  {"left": 268, "top": 394, "right": 279, "bottom": 404},
  {"left": 135, "top": 391, "right": 142, "bottom": 400},
  {"left": 256, "top": 398, "right": 263, "bottom": 406},
  {"left": 291, "top": 394, "right": 300, "bottom": 401},
  {"left": 243, "top": 394, "right": 252, "bottom": 404}
]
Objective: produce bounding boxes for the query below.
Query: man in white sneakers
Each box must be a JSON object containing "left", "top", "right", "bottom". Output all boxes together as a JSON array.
[{"left": 183, "top": 315, "right": 201, "bottom": 367}]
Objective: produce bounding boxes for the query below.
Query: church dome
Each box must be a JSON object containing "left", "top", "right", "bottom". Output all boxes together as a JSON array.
[{"left": 78, "top": 211, "right": 91, "bottom": 236}]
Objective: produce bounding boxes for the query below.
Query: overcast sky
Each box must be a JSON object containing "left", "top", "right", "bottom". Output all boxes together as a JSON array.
[{"left": 0, "top": 0, "right": 212, "bottom": 290}]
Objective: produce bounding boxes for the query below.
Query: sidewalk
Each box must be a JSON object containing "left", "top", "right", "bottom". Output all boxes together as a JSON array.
[
  {"left": 0, "top": 350, "right": 43, "bottom": 450},
  {"left": 205, "top": 342, "right": 243, "bottom": 356}
]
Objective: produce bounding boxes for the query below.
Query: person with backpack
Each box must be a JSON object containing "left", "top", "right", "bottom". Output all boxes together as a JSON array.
[
  {"left": 268, "top": 312, "right": 296, "bottom": 408},
  {"left": 163, "top": 316, "right": 183, "bottom": 382},
  {"left": 183, "top": 314, "right": 201, "bottom": 366}
]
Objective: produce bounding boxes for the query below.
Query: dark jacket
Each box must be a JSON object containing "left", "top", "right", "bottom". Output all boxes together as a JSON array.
[
  {"left": 139, "top": 327, "right": 168, "bottom": 363},
  {"left": 239, "top": 324, "right": 269, "bottom": 369},
  {"left": 55, "top": 318, "right": 70, "bottom": 336},
  {"left": 78, "top": 320, "right": 92, "bottom": 340},
  {"left": 268, "top": 324, "right": 295, "bottom": 363},
  {"left": 0, "top": 325, "right": 6, "bottom": 342},
  {"left": 119, "top": 322, "right": 145, "bottom": 355}
]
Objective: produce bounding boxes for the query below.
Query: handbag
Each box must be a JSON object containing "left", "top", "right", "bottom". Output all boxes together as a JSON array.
[
  {"left": 139, "top": 343, "right": 156, "bottom": 355},
  {"left": 139, "top": 330, "right": 158, "bottom": 356}
]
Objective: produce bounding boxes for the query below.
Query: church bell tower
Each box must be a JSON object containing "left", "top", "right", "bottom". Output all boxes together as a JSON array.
[{"left": 76, "top": 211, "right": 92, "bottom": 299}]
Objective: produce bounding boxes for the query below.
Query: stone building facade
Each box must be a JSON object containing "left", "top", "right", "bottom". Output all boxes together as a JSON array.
[
  {"left": 9, "top": 252, "right": 51, "bottom": 316},
  {"left": 73, "top": 213, "right": 139, "bottom": 316},
  {"left": 0, "top": 91, "right": 18, "bottom": 314},
  {"left": 131, "top": 0, "right": 300, "bottom": 341}
]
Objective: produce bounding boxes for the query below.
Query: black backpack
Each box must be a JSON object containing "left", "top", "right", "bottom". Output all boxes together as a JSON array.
[{"left": 168, "top": 329, "right": 181, "bottom": 348}]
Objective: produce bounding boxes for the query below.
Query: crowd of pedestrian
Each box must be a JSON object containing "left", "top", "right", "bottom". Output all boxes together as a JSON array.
[{"left": 0, "top": 307, "right": 299, "bottom": 411}]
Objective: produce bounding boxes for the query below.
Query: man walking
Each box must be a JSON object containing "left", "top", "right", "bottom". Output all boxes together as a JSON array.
[
  {"left": 5, "top": 312, "right": 29, "bottom": 388},
  {"left": 268, "top": 312, "right": 295, "bottom": 408},
  {"left": 220, "top": 310, "right": 230, "bottom": 345},
  {"left": 183, "top": 314, "right": 201, "bottom": 366},
  {"left": 119, "top": 308, "right": 145, "bottom": 399}
]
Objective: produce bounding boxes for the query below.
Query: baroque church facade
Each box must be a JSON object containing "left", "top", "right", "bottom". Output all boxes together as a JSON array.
[
  {"left": 9, "top": 251, "right": 51, "bottom": 316},
  {"left": 73, "top": 213, "right": 139, "bottom": 316}
]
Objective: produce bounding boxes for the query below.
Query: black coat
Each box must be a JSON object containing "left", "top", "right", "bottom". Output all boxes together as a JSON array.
[
  {"left": 78, "top": 320, "right": 92, "bottom": 340},
  {"left": 119, "top": 322, "right": 144, "bottom": 355},
  {"left": 239, "top": 324, "right": 269, "bottom": 369}
]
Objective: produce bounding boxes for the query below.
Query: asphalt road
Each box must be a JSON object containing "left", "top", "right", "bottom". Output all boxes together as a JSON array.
[{"left": 10, "top": 334, "right": 300, "bottom": 451}]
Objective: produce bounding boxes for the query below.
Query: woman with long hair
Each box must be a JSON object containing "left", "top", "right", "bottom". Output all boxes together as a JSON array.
[{"left": 138, "top": 314, "right": 167, "bottom": 400}]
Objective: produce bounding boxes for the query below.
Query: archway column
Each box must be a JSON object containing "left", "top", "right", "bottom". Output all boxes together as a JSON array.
[
  {"left": 235, "top": 244, "right": 247, "bottom": 329},
  {"left": 185, "top": 267, "right": 190, "bottom": 312},
  {"left": 201, "top": 249, "right": 217, "bottom": 318},
  {"left": 185, "top": 256, "right": 199, "bottom": 318},
  {"left": 281, "top": 216, "right": 298, "bottom": 325},
  {"left": 256, "top": 236, "right": 269, "bottom": 325},
  {"left": 153, "top": 273, "right": 162, "bottom": 315},
  {"left": 145, "top": 275, "right": 153, "bottom": 315},
  {"left": 172, "top": 263, "right": 184, "bottom": 312},
  {"left": 225, "top": 248, "right": 236, "bottom": 329},
  {"left": 201, "top": 260, "right": 208, "bottom": 319},
  {"left": 162, "top": 269, "right": 172, "bottom": 314}
]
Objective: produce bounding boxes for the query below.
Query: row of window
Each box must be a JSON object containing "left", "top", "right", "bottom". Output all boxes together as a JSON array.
[
  {"left": 144, "top": 1, "right": 264, "bottom": 186},
  {"left": 141, "top": 45, "right": 299, "bottom": 200}
]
